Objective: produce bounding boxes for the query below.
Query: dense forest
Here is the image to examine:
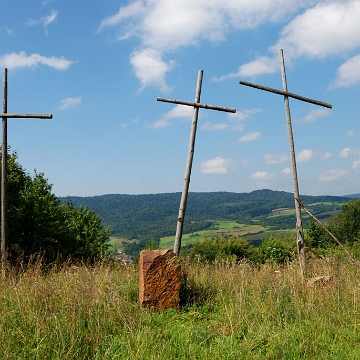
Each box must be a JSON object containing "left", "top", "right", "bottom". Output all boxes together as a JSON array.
[{"left": 62, "top": 189, "right": 350, "bottom": 244}]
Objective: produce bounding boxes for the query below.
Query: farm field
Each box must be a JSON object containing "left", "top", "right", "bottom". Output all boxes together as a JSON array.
[{"left": 160, "top": 221, "right": 268, "bottom": 249}]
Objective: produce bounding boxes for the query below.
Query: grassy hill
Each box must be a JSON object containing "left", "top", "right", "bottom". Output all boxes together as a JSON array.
[{"left": 61, "top": 189, "right": 349, "bottom": 244}]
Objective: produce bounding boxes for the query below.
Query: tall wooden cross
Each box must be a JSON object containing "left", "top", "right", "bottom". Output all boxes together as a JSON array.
[
  {"left": 240, "top": 49, "right": 332, "bottom": 276},
  {"left": 1, "top": 68, "right": 52, "bottom": 266},
  {"left": 157, "top": 70, "right": 236, "bottom": 255}
]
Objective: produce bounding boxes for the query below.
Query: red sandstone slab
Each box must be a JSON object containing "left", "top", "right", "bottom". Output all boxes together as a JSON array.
[{"left": 139, "top": 250, "right": 181, "bottom": 310}]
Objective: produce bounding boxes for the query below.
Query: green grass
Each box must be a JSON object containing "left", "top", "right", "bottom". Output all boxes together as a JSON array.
[
  {"left": 1, "top": 255, "right": 360, "bottom": 359},
  {"left": 160, "top": 221, "right": 267, "bottom": 249}
]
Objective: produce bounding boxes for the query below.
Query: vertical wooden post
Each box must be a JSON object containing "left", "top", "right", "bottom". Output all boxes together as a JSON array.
[
  {"left": 173, "top": 70, "right": 203, "bottom": 255},
  {"left": 279, "top": 49, "right": 306, "bottom": 276},
  {"left": 1, "top": 68, "right": 8, "bottom": 268}
]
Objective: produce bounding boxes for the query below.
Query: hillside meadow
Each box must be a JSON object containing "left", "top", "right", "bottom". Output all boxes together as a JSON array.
[{"left": 1, "top": 253, "right": 360, "bottom": 359}]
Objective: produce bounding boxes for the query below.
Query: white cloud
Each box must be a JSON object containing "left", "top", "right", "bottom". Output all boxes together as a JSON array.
[
  {"left": 130, "top": 48, "right": 174, "bottom": 93},
  {"left": 4, "top": 25, "right": 15, "bottom": 35},
  {"left": 347, "top": 130, "right": 355, "bottom": 137},
  {"left": 273, "top": 1, "right": 360, "bottom": 59},
  {"left": 227, "top": 108, "right": 261, "bottom": 121},
  {"left": 281, "top": 167, "right": 292, "bottom": 175},
  {"left": 250, "top": 171, "right": 277, "bottom": 187},
  {"left": 0, "top": 51, "right": 73, "bottom": 70},
  {"left": 263, "top": 153, "right": 288, "bottom": 165},
  {"left": 297, "top": 149, "right": 313, "bottom": 163},
  {"left": 201, "top": 108, "right": 261, "bottom": 131},
  {"left": 321, "top": 152, "right": 332, "bottom": 160},
  {"left": 239, "top": 131, "right": 261, "bottom": 143},
  {"left": 201, "top": 122, "right": 237, "bottom": 131},
  {"left": 298, "top": 108, "right": 331, "bottom": 124},
  {"left": 27, "top": 10, "right": 58, "bottom": 35},
  {"left": 99, "top": 0, "right": 310, "bottom": 89},
  {"left": 351, "top": 159, "right": 360, "bottom": 171},
  {"left": 152, "top": 104, "right": 193, "bottom": 128},
  {"left": 339, "top": 147, "right": 360, "bottom": 159},
  {"left": 215, "top": 56, "right": 278, "bottom": 79},
  {"left": 330, "top": 54, "right": 360, "bottom": 88},
  {"left": 59, "top": 96, "right": 82, "bottom": 110},
  {"left": 319, "top": 169, "right": 350, "bottom": 181},
  {"left": 224, "top": 1, "right": 360, "bottom": 81},
  {"left": 200, "top": 156, "right": 236, "bottom": 174}
]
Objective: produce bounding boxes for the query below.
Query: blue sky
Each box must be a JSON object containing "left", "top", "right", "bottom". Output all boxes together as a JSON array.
[{"left": 1, "top": 0, "right": 360, "bottom": 197}]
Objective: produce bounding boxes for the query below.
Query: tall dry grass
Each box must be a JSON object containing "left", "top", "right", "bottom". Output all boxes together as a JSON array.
[{"left": 0, "top": 255, "right": 360, "bottom": 359}]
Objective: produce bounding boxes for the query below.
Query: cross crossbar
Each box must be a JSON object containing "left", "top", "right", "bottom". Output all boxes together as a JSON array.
[
  {"left": 0, "top": 114, "right": 53, "bottom": 119},
  {"left": 157, "top": 97, "right": 236, "bottom": 113},
  {"left": 239, "top": 80, "right": 332, "bottom": 109}
]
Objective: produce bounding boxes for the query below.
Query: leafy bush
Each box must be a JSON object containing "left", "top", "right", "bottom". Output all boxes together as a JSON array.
[
  {"left": 186, "top": 236, "right": 255, "bottom": 263},
  {"left": 257, "top": 236, "right": 295, "bottom": 264}
]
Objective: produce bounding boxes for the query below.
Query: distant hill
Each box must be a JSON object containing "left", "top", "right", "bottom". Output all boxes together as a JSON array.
[
  {"left": 344, "top": 193, "right": 360, "bottom": 198},
  {"left": 60, "top": 189, "right": 350, "bottom": 242}
]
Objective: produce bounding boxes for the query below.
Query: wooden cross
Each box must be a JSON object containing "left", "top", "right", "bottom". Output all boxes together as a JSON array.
[
  {"left": 1, "top": 68, "right": 52, "bottom": 266},
  {"left": 240, "top": 49, "right": 332, "bottom": 276},
  {"left": 157, "top": 70, "right": 236, "bottom": 255}
]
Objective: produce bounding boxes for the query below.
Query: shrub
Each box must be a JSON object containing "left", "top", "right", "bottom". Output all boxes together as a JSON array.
[
  {"left": 187, "top": 236, "right": 255, "bottom": 263},
  {"left": 257, "top": 236, "right": 295, "bottom": 264}
]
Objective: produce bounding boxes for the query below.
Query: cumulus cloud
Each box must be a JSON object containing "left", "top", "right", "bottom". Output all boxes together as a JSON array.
[
  {"left": 250, "top": 171, "right": 277, "bottom": 187},
  {"left": 27, "top": 10, "right": 58, "bottom": 35},
  {"left": 339, "top": 147, "right": 360, "bottom": 159},
  {"left": 215, "top": 56, "right": 278, "bottom": 80},
  {"left": 263, "top": 153, "right": 288, "bottom": 165},
  {"left": 322, "top": 152, "right": 332, "bottom": 160},
  {"left": 152, "top": 104, "right": 193, "bottom": 128},
  {"left": 221, "top": 1, "right": 360, "bottom": 81},
  {"left": 298, "top": 108, "right": 332, "bottom": 124},
  {"left": 319, "top": 169, "right": 350, "bottom": 181},
  {"left": 297, "top": 149, "right": 313, "bottom": 163},
  {"left": 239, "top": 131, "right": 261, "bottom": 143},
  {"left": 330, "top": 54, "right": 360, "bottom": 88},
  {"left": 200, "top": 156, "right": 236, "bottom": 174},
  {"left": 201, "top": 122, "right": 238, "bottom": 131},
  {"left": 201, "top": 108, "right": 261, "bottom": 131},
  {"left": 0, "top": 51, "right": 73, "bottom": 70},
  {"left": 130, "top": 48, "right": 174, "bottom": 92},
  {"left": 59, "top": 96, "right": 82, "bottom": 110},
  {"left": 4, "top": 25, "right": 15, "bottom": 35},
  {"left": 98, "top": 0, "right": 310, "bottom": 89},
  {"left": 281, "top": 167, "right": 292, "bottom": 175},
  {"left": 273, "top": 1, "right": 360, "bottom": 59},
  {"left": 351, "top": 159, "right": 360, "bottom": 171}
]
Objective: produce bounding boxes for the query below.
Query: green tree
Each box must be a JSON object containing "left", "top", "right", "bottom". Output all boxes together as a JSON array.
[
  {"left": 327, "top": 199, "right": 360, "bottom": 244},
  {"left": 2, "top": 150, "right": 110, "bottom": 262}
]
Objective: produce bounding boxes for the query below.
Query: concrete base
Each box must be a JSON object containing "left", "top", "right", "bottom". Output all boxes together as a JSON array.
[{"left": 138, "top": 250, "right": 181, "bottom": 310}]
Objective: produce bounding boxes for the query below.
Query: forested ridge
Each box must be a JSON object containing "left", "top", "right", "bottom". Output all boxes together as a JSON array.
[{"left": 61, "top": 189, "right": 350, "bottom": 242}]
